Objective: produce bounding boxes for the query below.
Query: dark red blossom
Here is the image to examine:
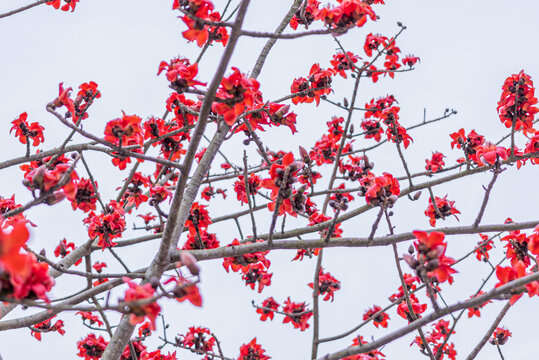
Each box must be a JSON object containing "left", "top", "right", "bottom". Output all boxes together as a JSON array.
[
  {"left": 104, "top": 112, "right": 143, "bottom": 146},
  {"left": 157, "top": 58, "right": 206, "bottom": 93},
  {"left": 76, "top": 311, "right": 104, "bottom": 327},
  {"left": 71, "top": 178, "right": 97, "bottom": 212},
  {"left": 234, "top": 174, "right": 261, "bottom": 205},
  {"left": 222, "top": 239, "right": 270, "bottom": 273},
  {"left": 406, "top": 231, "right": 456, "bottom": 284},
  {"left": 474, "top": 234, "right": 494, "bottom": 262}
]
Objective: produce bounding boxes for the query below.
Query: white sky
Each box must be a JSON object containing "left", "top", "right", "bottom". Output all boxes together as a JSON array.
[{"left": 0, "top": 0, "right": 538, "bottom": 359}]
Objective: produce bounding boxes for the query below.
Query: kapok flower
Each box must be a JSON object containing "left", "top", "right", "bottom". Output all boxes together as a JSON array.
[
  {"left": 363, "top": 305, "right": 390, "bottom": 328},
  {"left": 104, "top": 112, "right": 144, "bottom": 146},
  {"left": 157, "top": 58, "right": 206, "bottom": 93},
  {"left": 497, "top": 70, "right": 538, "bottom": 133},
  {"left": 123, "top": 279, "right": 161, "bottom": 329},
  {"left": 405, "top": 231, "right": 456, "bottom": 284},
  {"left": 475, "top": 142, "right": 509, "bottom": 166},
  {"left": 256, "top": 297, "right": 280, "bottom": 321},
  {"left": 77, "top": 333, "right": 108, "bottom": 360},
  {"left": 363, "top": 172, "right": 400, "bottom": 206},
  {"left": 282, "top": 297, "right": 313, "bottom": 331},
  {"left": 238, "top": 338, "right": 270, "bottom": 360},
  {"left": 212, "top": 67, "right": 260, "bottom": 126},
  {"left": 177, "top": 326, "right": 216, "bottom": 353},
  {"left": 308, "top": 268, "right": 341, "bottom": 302},
  {"left": 425, "top": 152, "right": 445, "bottom": 173},
  {"left": 10, "top": 112, "right": 45, "bottom": 146},
  {"left": 489, "top": 327, "right": 512, "bottom": 345},
  {"left": 46, "top": 0, "right": 79, "bottom": 12},
  {"left": 424, "top": 195, "right": 460, "bottom": 227},
  {"left": 30, "top": 316, "right": 65, "bottom": 341}
]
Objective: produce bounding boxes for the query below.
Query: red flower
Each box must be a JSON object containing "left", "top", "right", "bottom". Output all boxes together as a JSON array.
[
  {"left": 364, "top": 172, "right": 400, "bottom": 206},
  {"left": 46, "top": 0, "right": 79, "bottom": 12},
  {"left": 241, "top": 263, "right": 273, "bottom": 293},
  {"left": 178, "top": 326, "right": 216, "bottom": 354},
  {"left": 167, "top": 277, "right": 203, "bottom": 307},
  {"left": 330, "top": 51, "right": 360, "bottom": 78},
  {"left": 104, "top": 112, "right": 143, "bottom": 146},
  {"left": 238, "top": 338, "right": 270, "bottom": 360},
  {"left": 342, "top": 336, "right": 386, "bottom": 360},
  {"left": 212, "top": 67, "right": 260, "bottom": 125},
  {"left": 123, "top": 279, "right": 161, "bottom": 329},
  {"left": 495, "top": 261, "right": 528, "bottom": 304},
  {"left": 363, "top": 305, "right": 389, "bottom": 328},
  {"left": 497, "top": 70, "right": 538, "bottom": 134},
  {"left": 282, "top": 297, "right": 313, "bottom": 331},
  {"left": 234, "top": 174, "right": 261, "bottom": 205},
  {"left": 364, "top": 33, "right": 388, "bottom": 57},
  {"left": 466, "top": 291, "right": 492, "bottom": 318},
  {"left": 8, "top": 254, "right": 55, "bottom": 301},
  {"left": 23, "top": 162, "right": 78, "bottom": 201},
  {"left": 308, "top": 268, "right": 341, "bottom": 302},
  {"left": 424, "top": 195, "right": 460, "bottom": 227},
  {"left": 289, "top": 0, "right": 320, "bottom": 29},
  {"left": 30, "top": 316, "right": 65, "bottom": 341},
  {"left": 0, "top": 219, "right": 31, "bottom": 279},
  {"left": 397, "top": 295, "right": 427, "bottom": 322},
  {"left": 71, "top": 178, "right": 97, "bottom": 212},
  {"left": 222, "top": 239, "right": 270, "bottom": 273},
  {"left": 489, "top": 327, "right": 512, "bottom": 345},
  {"left": 54, "top": 238, "right": 75, "bottom": 258},
  {"left": 77, "top": 333, "right": 108, "bottom": 360},
  {"left": 77, "top": 311, "right": 104, "bottom": 327},
  {"left": 86, "top": 202, "right": 126, "bottom": 250},
  {"left": 182, "top": 230, "right": 220, "bottom": 250},
  {"left": 409, "top": 231, "right": 456, "bottom": 284},
  {"left": 185, "top": 202, "right": 212, "bottom": 235},
  {"left": 475, "top": 142, "right": 509, "bottom": 166},
  {"left": 402, "top": 55, "right": 420, "bottom": 67},
  {"left": 501, "top": 230, "right": 532, "bottom": 266},
  {"left": 256, "top": 297, "right": 280, "bottom": 321},
  {"left": 316, "top": 0, "right": 377, "bottom": 29},
  {"left": 474, "top": 234, "right": 494, "bottom": 262},
  {"left": 158, "top": 58, "right": 206, "bottom": 93},
  {"left": 10, "top": 112, "right": 45, "bottom": 146},
  {"left": 425, "top": 152, "right": 445, "bottom": 173}
]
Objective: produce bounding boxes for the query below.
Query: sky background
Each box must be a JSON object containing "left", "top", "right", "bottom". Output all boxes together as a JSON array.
[{"left": 0, "top": 0, "right": 538, "bottom": 359}]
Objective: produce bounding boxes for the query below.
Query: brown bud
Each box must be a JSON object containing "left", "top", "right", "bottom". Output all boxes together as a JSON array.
[
  {"left": 403, "top": 254, "right": 419, "bottom": 269},
  {"left": 408, "top": 244, "right": 415, "bottom": 254},
  {"left": 31, "top": 165, "right": 47, "bottom": 190},
  {"left": 343, "top": 97, "right": 349, "bottom": 108},
  {"left": 425, "top": 258, "right": 440, "bottom": 271},
  {"left": 413, "top": 191, "right": 422, "bottom": 200},
  {"left": 180, "top": 251, "right": 200, "bottom": 276}
]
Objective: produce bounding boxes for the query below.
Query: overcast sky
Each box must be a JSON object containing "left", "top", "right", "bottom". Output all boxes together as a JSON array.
[{"left": 0, "top": 1, "right": 538, "bottom": 359}]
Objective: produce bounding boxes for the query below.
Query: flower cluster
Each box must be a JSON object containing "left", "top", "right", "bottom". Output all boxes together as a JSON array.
[
  {"left": 291, "top": 64, "right": 333, "bottom": 106},
  {"left": 238, "top": 338, "right": 270, "bottom": 360},
  {"left": 176, "top": 326, "right": 216, "bottom": 356},
  {"left": 361, "top": 96, "right": 413, "bottom": 148},
  {"left": 411, "top": 320, "right": 457, "bottom": 360},
  {"left": 341, "top": 336, "right": 385, "bottom": 360},
  {"left": 158, "top": 57, "right": 206, "bottom": 93},
  {"left": 497, "top": 70, "right": 538, "bottom": 133},
  {"left": 212, "top": 67, "right": 260, "bottom": 126},
  {"left": 85, "top": 201, "right": 126, "bottom": 250},
  {"left": 363, "top": 305, "right": 390, "bottom": 328},
  {"left": 46, "top": 0, "right": 79, "bottom": 12},
  {"left": 30, "top": 316, "right": 65, "bottom": 341},
  {"left": 403, "top": 231, "right": 456, "bottom": 284},
  {"left": 175, "top": 0, "right": 229, "bottom": 47},
  {"left": 425, "top": 152, "right": 445, "bottom": 173}
]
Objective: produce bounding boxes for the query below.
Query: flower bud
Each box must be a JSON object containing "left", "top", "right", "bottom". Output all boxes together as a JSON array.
[
  {"left": 180, "top": 251, "right": 200, "bottom": 276},
  {"left": 403, "top": 254, "right": 419, "bottom": 269}
]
